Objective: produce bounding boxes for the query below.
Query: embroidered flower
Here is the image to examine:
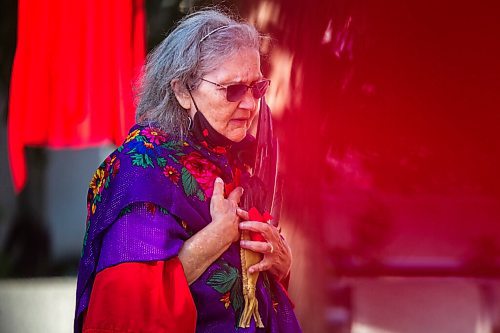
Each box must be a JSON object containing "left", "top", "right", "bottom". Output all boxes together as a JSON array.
[
  {"left": 180, "top": 151, "right": 220, "bottom": 197},
  {"left": 220, "top": 292, "right": 231, "bottom": 309},
  {"left": 111, "top": 158, "right": 120, "bottom": 177},
  {"left": 144, "top": 202, "right": 157, "bottom": 215},
  {"left": 90, "top": 168, "right": 108, "bottom": 196},
  {"left": 142, "top": 127, "right": 167, "bottom": 145},
  {"left": 125, "top": 129, "right": 140, "bottom": 143},
  {"left": 202, "top": 128, "right": 209, "bottom": 137},
  {"left": 104, "top": 155, "right": 120, "bottom": 177},
  {"left": 163, "top": 165, "right": 180, "bottom": 184},
  {"left": 273, "top": 300, "right": 279, "bottom": 312},
  {"left": 144, "top": 142, "right": 154, "bottom": 149},
  {"left": 213, "top": 146, "right": 227, "bottom": 154}
]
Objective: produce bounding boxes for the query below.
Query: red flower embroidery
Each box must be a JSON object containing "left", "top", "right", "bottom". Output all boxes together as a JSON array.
[
  {"left": 202, "top": 128, "right": 209, "bottom": 137},
  {"left": 142, "top": 127, "right": 168, "bottom": 145},
  {"left": 163, "top": 165, "right": 180, "bottom": 184},
  {"left": 180, "top": 151, "right": 220, "bottom": 197},
  {"left": 212, "top": 146, "right": 227, "bottom": 154},
  {"left": 104, "top": 155, "right": 120, "bottom": 177},
  {"left": 144, "top": 202, "right": 157, "bottom": 215},
  {"left": 220, "top": 292, "right": 231, "bottom": 309}
]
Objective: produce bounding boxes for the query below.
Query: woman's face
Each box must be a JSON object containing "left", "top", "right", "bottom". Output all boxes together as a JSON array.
[{"left": 189, "top": 47, "right": 262, "bottom": 142}]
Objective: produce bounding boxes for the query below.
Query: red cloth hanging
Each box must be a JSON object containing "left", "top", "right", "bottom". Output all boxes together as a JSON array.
[{"left": 8, "top": 0, "right": 145, "bottom": 192}]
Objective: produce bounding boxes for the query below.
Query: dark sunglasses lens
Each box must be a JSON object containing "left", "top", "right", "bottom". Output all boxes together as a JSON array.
[
  {"left": 226, "top": 85, "right": 248, "bottom": 102},
  {"left": 252, "top": 80, "right": 270, "bottom": 98}
]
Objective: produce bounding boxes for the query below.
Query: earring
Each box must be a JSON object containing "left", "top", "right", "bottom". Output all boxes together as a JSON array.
[{"left": 187, "top": 116, "right": 193, "bottom": 131}]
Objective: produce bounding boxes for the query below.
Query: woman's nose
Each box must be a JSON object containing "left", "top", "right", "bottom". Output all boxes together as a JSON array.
[{"left": 238, "top": 89, "right": 257, "bottom": 110}]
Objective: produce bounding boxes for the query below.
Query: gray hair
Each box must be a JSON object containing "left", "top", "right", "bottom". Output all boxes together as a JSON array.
[{"left": 135, "top": 9, "right": 261, "bottom": 137}]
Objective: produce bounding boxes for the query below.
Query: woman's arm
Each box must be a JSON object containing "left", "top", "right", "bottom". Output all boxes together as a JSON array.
[{"left": 178, "top": 177, "right": 244, "bottom": 284}]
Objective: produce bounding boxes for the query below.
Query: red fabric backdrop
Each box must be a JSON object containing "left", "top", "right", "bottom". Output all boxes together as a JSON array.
[{"left": 8, "top": 0, "right": 145, "bottom": 192}]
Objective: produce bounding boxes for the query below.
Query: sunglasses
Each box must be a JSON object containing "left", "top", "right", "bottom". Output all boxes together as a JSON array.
[{"left": 201, "top": 78, "right": 270, "bottom": 102}]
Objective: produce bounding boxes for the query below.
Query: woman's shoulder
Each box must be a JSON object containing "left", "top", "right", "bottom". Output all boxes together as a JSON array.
[{"left": 87, "top": 123, "right": 215, "bottom": 211}]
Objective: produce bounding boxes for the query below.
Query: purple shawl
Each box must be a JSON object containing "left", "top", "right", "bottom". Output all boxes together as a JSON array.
[{"left": 74, "top": 124, "right": 302, "bottom": 332}]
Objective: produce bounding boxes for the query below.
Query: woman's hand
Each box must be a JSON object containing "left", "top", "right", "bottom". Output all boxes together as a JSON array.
[
  {"left": 210, "top": 177, "right": 244, "bottom": 243},
  {"left": 238, "top": 209, "right": 292, "bottom": 281},
  {"left": 178, "top": 177, "right": 243, "bottom": 285}
]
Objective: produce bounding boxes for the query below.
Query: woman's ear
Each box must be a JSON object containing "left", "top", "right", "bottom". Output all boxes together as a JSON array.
[{"left": 171, "top": 79, "right": 191, "bottom": 110}]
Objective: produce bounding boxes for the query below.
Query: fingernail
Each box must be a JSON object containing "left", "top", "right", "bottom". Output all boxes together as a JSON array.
[
  {"left": 215, "top": 177, "right": 223, "bottom": 183},
  {"left": 240, "top": 240, "right": 247, "bottom": 246},
  {"left": 248, "top": 268, "right": 254, "bottom": 274}
]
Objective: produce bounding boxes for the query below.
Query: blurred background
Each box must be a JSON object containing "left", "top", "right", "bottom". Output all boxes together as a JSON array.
[{"left": 1, "top": 0, "right": 499, "bottom": 332}]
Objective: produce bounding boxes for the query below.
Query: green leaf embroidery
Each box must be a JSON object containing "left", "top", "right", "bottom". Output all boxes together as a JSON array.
[
  {"left": 117, "top": 145, "right": 124, "bottom": 152},
  {"left": 196, "top": 189, "right": 206, "bottom": 201},
  {"left": 181, "top": 167, "right": 199, "bottom": 196},
  {"left": 131, "top": 153, "right": 154, "bottom": 168},
  {"left": 159, "top": 206, "right": 170, "bottom": 215},
  {"left": 207, "top": 265, "right": 238, "bottom": 294},
  {"left": 162, "top": 141, "right": 182, "bottom": 150},
  {"left": 144, "top": 154, "right": 154, "bottom": 167},
  {"left": 135, "top": 135, "right": 146, "bottom": 142},
  {"left": 168, "top": 154, "right": 180, "bottom": 164},
  {"left": 118, "top": 206, "right": 132, "bottom": 218},
  {"left": 157, "top": 157, "right": 167, "bottom": 167},
  {"left": 230, "top": 275, "right": 243, "bottom": 313}
]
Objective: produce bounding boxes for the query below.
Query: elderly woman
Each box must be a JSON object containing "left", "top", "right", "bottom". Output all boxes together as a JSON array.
[{"left": 74, "top": 9, "right": 301, "bottom": 333}]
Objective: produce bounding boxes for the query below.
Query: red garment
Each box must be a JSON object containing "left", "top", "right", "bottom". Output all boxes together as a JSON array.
[
  {"left": 83, "top": 258, "right": 197, "bottom": 333},
  {"left": 8, "top": 0, "right": 145, "bottom": 192}
]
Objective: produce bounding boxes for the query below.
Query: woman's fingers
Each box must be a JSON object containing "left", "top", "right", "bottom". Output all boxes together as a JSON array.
[
  {"left": 248, "top": 260, "right": 272, "bottom": 274},
  {"left": 240, "top": 240, "right": 274, "bottom": 254},
  {"left": 236, "top": 208, "right": 249, "bottom": 220},
  {"left": 227, "top": 186, "right": 244, "bottom": 204},
  {"left": 212, "top": 177, "right": 224, "bottom": 198},
  {"left": 239, "top": 221, "right": 275, "bottom": 239}
]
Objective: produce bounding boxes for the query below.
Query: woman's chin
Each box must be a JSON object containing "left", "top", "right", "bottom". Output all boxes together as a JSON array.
[{"left": 225, "top": 129, "right": 247, "bottom": 142}]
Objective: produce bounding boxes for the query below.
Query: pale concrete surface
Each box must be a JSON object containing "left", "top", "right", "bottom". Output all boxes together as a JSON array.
[
  {"left": 0, "top": 276, "right": 498, "bottom": 333},
  {"left": 0, "top": 277, "right": 76, "bottom": 333},
  {"left": 350, "top": 278, "right": 500, "bottom": 333}
]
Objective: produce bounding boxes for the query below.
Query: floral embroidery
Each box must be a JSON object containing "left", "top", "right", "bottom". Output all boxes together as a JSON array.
[
  {"left": 181, "top": 220, "right": 188, "bottom": 230},
  {"left": 144, "top": 202, "right": 157, "bottom": 215},
  {"left": 90, "top": 169, "right": 106, "bottom": 197},
  {"left": 142, "top": 127, "right": 167, "bottom": 145},
  {"left": 88, "top": 154, "right": 120, "bottom": 216},
  {"left": 273, "top": 300, "right": 279, "bottom": 312},
  {"left": 220, "top": 292, "right": 231, "bottom": 309},
  {"left": 118, "top": 205, "right": 132, "bottom": 218},
  {"left": 180, "top": 151, "right": 220, "bottom": 197},
  {"left": 212, "top": 146, "right": 227, "bottom": 155},
  {"left": 118, "top": 126, "right": 227, "bottom": 205},
  {"left": 124, "top": 129, "right": 140, "bottom": 143},
  {"left": 207, "top": 260, "right": 244, "bottom": 326},
  {"left": 83, "top": 153, "right": 121, "bottom": 253},
  {"left": 163, "top": 165, "right": 180, "bottom": 184}
]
